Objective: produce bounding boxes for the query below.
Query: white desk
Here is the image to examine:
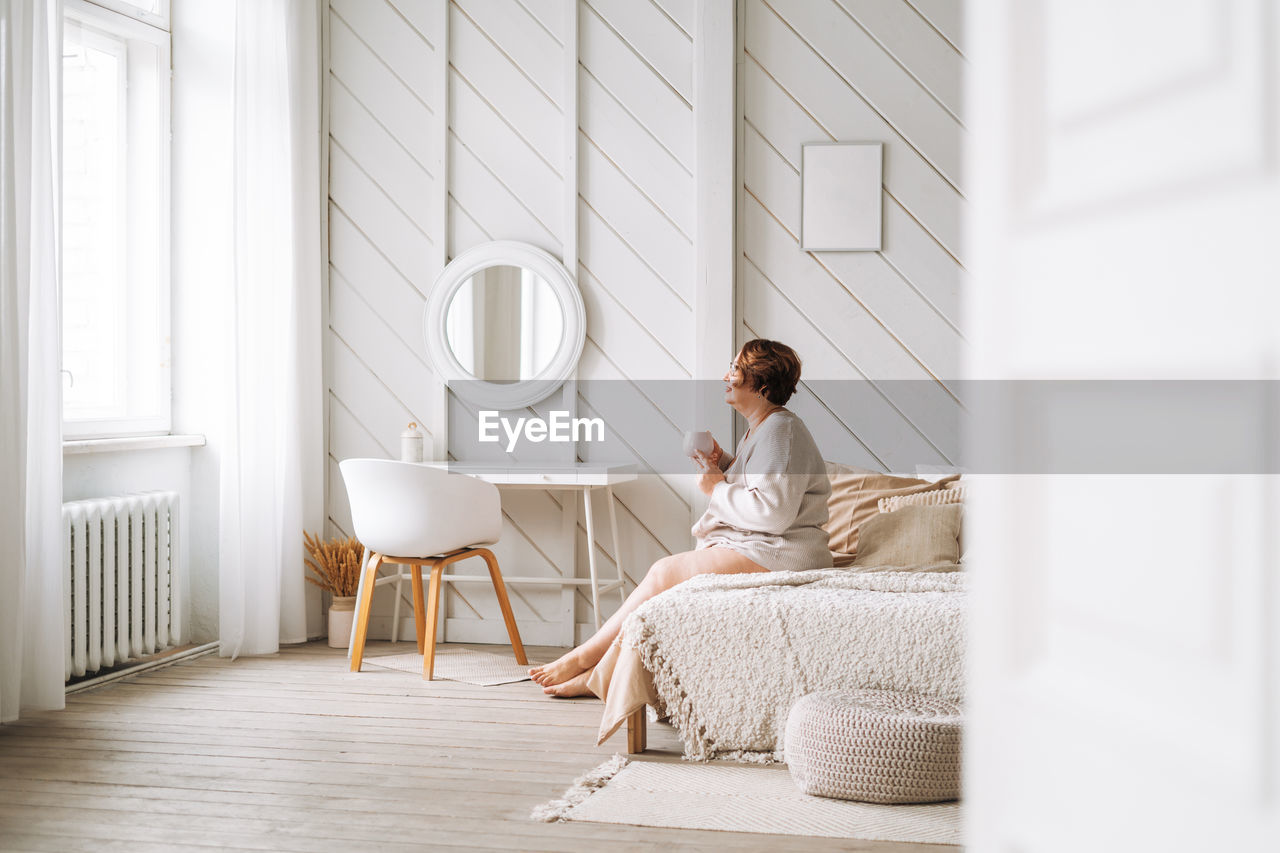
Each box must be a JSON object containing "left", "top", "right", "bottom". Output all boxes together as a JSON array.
[{"left": 425, "top": 462, "right": 637, "bottom": 631}]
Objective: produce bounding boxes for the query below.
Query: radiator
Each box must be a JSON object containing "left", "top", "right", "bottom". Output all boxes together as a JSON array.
[{"left": 62, "top": 491, "right": 180, "bottom": 680}]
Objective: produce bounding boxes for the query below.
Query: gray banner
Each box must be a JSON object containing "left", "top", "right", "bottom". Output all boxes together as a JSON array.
[{"left": 444, "top": 380, "right": 1280, "bottom": 475}]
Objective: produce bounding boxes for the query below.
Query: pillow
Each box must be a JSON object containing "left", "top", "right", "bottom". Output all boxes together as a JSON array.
[
  {"left": 880, "top": 485, "right": 967, "bottom": 559},
  {"left": 878, "top": 486, "right": 966, "bottom": 514},
  {"left": 915, "top": 464, "right": 968, "bottom": 480},
  {"left": 849, "top": 504, "right": 963, "bottom": 572},
  {"left": 823, "top": 464, "right": 960, "bottom": 567}
]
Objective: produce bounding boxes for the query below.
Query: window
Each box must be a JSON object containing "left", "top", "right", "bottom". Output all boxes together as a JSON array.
[
  {"left": 61, "top": 0, "right": 170, "bottom": 438},
  {"left": 83, "top": 0, "right": 169, "bottom": 30}
]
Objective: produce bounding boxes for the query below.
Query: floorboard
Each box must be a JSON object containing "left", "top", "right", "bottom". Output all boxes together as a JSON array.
[{"left": 0, "top": 641, "right": 958, "bottom": 851}]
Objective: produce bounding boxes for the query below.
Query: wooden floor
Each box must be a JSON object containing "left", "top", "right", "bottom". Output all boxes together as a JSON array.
[{"left": 0, "top": 642, "right": 958, "bottom": 852}]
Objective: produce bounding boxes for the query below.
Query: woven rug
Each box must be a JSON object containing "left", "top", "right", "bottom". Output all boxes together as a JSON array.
[
  {"left": 363, "top": 649, "right": 532, "bottom": 686},
  {"left": 532, "top": 756, "right": 961, "bottom": 845}
]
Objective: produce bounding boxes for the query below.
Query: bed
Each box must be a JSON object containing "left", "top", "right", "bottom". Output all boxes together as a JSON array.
[
  {"left": 590, "top": 465, "right": 968, "bottom": 760},
  {"left": 590, "top": 568, "right": 966, "bottom": 761}
]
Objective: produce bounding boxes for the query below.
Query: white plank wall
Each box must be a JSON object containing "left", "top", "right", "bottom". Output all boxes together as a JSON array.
[
  {"left": 739, "top": 0, "right": 966, "bottom": 471},
  {"left": 325, "top": 0, "right": 965, "bottom": 645}
]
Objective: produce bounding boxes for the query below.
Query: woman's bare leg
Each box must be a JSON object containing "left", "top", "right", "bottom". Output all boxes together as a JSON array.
[{"left": 529, "top": 547, "right": 767, "bottom": 687}]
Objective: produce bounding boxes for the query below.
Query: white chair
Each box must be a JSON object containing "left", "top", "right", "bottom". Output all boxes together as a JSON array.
[{"left": 339, "top": 458, "right": 527, "bottom": 679}]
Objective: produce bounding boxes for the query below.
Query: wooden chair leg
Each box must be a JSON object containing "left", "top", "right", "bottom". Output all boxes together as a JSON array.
[
  {"left": 350, "top": 553, "right": 383, "bottom": 672},
  {"left": 423, "top": 560, "right": 444, "bottom": 680},
  {"left": 627, "top": 708, "right": 647, "bottom": 754},
  {"left": 479, "top": 548, "right": 527, "bottom": 666},
  {"left": 390, "top": 572, "right": 403, "bottom": 643},
  {"left": 411, "top": 562, "right": 426, "bottom": 655}
]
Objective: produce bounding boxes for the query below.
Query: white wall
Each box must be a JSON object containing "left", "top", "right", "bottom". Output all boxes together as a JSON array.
[
  {"left": 740, "top": 0, "right": 965, "bottom": 469},
  {"left": 325, "top": 0, "right": 965, "bottom": 644}
]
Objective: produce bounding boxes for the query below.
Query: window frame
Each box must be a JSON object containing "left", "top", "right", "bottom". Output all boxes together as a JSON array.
[
  {"left": 80, "top": 0, "right": 169, "bottom": 33},
  {"left": 62, "top": 0, "right": 172, "bottom": 440}
]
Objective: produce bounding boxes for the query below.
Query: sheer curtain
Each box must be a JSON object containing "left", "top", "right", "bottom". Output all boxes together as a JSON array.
[
  {"left": 219, "top": 0, "right": 324, "bottom": 658},
  {"left": 0, "top": 0, "right": 66, "bottom": 723}
]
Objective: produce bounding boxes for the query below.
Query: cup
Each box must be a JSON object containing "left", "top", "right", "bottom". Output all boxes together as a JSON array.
[{"left": 682, "top": 430, "right": 714, "bottom": 459}]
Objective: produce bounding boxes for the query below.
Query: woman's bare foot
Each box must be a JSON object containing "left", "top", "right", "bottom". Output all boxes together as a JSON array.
[
  {"left": 528, "top": 649, "right": 590, "bottom": 687},
  {"left": 543, "top": 669, "right": 595, "bottom": 698}
]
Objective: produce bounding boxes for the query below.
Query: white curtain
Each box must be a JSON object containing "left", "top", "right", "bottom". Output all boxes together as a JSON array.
[
  {"left": 0, "top": 0, "right": 65, "bottom": 723},
  {"left": 219, "top": 0, "right": 324, "bottom": 657}
]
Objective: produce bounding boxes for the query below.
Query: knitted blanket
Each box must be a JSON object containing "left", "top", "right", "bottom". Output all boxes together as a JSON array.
[{"left": 622, "top": 569, "right": 965, "bottom": 762}]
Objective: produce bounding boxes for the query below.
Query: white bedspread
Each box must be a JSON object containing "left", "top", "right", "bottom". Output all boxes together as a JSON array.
[{"left": 609, "top": 569, "right": 966, "bottom": 762}]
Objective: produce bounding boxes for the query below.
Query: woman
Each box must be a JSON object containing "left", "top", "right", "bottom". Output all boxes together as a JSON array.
[{"left": 529, "top": 338, "right": 832, "bottom": 696}]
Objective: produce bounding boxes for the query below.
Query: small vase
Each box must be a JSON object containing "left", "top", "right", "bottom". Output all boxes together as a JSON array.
[{"left": 328, "top": 596, "right": 357, "bottom": 649}]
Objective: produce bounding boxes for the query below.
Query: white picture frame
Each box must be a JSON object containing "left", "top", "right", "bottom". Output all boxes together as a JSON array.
[{"left": 801, "top": 142, "right": 883, "bottom": 252}]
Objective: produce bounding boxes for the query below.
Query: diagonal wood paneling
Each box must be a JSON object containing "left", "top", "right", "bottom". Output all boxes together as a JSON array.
[
  {"left": 448, "top": 133, "right": 559, "bottom": 252},
  {"left": 650, "top": 0, "right": 693, "bottom": 38},
  {"left": 454, "top": 0, "right": 563, "bottom": 106},
  {"left": 743, "top": 2, "right": 964, "bottom": 261},
  {"left": 579, "top": 1, "right": 693, "bottom": 169},
  {"left": 763, "top": 0, "right": 962, "bottom": 190},
  {"left": 579, "top": 140, "right": 693, "bottom": 303},
  {"left": 329, "top": 85, "right": 433, "bottom": 236},
  {"left": 741, "top": 0, "right": 967, "bottom": 473},
  {"left": 447, "top": 4, "right": 564, "bottom": 265},
  {"left": 328, "top": 210, "right": 433, "bottom": 353},
  {"left": 449, "top": 4, "right": 563, "bottom": 185},
  {"left": 906, "top": 0, "right": 964, "bottom": 55},
  {"left": 836, "top": 0, "right": 962, "bottom": 120},
  {"left": 515, "top": 0, "right": 567, "bottom": 47},
  {"left": 329, "top": 147, "right": 434, "bottom": 288},
  {"left": 385, "top": 0, "right": 443, "bottom": 48},
  {"left": 587, "top": 0, "right": 692, "bottom": 104},
  {"left": 328, "top": 10, "right": 432, "bottom": 164},
  {"left": 579, "top": 69, "right": 693, "bottom": 237},
  {"left": 331, "top": 0, "right": 435, "bottom": 98}
]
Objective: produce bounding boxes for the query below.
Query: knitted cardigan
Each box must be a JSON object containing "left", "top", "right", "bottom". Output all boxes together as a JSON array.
[{"left": 691, "top": 409, "right": 832, "bottom": 572}]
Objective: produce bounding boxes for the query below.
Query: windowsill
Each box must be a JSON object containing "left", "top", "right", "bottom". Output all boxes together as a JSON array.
[{"left": 63, "top": 434, "right": 206, "bottom": 455}]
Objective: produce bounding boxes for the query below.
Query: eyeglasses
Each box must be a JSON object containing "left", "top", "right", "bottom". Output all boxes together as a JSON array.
[{"left": 727, "top": 361, "right": 742, "bottom": 375}]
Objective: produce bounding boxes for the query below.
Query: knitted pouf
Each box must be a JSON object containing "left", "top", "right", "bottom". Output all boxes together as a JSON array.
[{"left": 784, "top": 689, "right": 962, "bottom": 804}]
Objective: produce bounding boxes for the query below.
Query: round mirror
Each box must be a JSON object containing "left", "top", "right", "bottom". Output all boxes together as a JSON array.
[
  {"left": 425, "top": 242, "right": 585, "bottom": 410},
  {"left": 444, "top": 265, "right": 564, "bottom": 383}
]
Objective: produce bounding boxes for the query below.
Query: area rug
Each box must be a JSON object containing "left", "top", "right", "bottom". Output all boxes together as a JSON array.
[
  {"left": 363, "top": 649, "right": 532, "bottom": 686},
  {"left": 532, "top": 756, "right": 961, "bottom": 845}
]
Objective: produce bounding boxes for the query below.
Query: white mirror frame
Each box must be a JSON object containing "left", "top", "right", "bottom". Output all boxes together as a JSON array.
[{"left": 423, "top": 241, "right": 586, "bottom": 410}]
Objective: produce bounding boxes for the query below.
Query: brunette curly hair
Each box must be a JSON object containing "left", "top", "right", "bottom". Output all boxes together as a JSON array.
[{"left": 736, "top": 339, "right": 802, "bottom": 405}]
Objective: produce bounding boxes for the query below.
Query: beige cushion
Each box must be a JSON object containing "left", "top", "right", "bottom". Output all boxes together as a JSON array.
[
  {"left": 823, "top": 464, "right": 960, "bottom": 567},
  {"left": 879, "top": 487, "right": 967, "bottom": 560},
  {"left": 850, "top": 504, "right": 962, "bottom": 572},
  {"left": 878, "top": 485, "right": 965, "bottom": 514}
]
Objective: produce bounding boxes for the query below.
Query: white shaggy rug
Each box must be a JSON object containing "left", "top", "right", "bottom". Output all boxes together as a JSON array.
[
  {"left": 363, "top": 649, "right": 531, "bottom": 686},
  {"left": 532, "top": 756, "right": 961, "bottom": 845}
]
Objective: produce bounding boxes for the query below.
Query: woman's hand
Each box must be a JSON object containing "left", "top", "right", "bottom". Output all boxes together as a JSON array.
[
  {"left": 694, "top": 451, "right": 725, "bottom": 496},
  {"left": 707, "top": 437, "right": 725, "bottom": 469}
]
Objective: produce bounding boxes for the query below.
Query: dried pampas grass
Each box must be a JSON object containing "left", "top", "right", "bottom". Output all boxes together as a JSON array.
[{"left": 304, "top": 532, "right": 364, "bottom": 597}]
